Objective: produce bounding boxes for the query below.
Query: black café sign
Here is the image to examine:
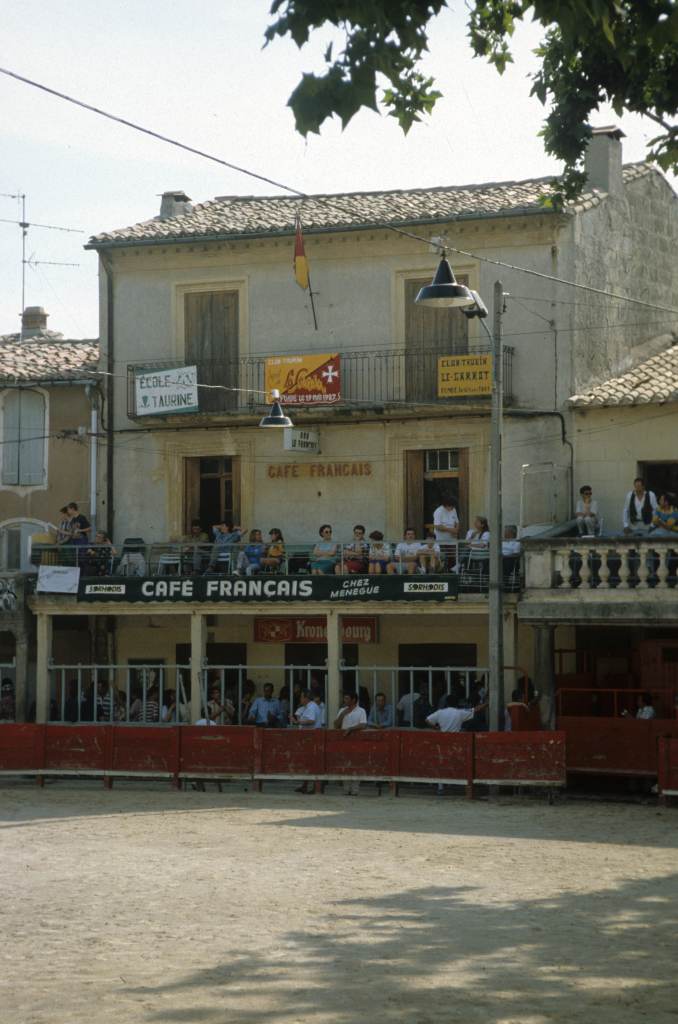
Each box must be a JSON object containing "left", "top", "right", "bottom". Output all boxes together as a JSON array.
[{"left": 77, "top": 575, "right": 458, "bottom": 603}]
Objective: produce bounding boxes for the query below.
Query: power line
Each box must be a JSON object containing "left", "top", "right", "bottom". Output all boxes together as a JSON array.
[
  {"left": 0, "top": 217, "right": 83, "bottom": 233},
  {"left": 2, "top": 65, "right": 677, "bottom": 320},
  {"left": 0, "top": 65, "right": 306, "bottom": 199}
]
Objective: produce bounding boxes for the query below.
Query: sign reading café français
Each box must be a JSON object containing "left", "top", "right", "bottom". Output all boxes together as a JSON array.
[
  {"left": 437, "top": 354, "right": 492, "bottom": 398},
  {"left": 265, "top": 353, "right": 341, "bottom": 405},
  {"left": 267, "top": 461, "right": 372, "bottom": 480},
  {"left": 77, "top": 575, "right": 457, "bottom": 603},
  {"left": 135, "top": 365, "right": 199, "bottom": 416}
]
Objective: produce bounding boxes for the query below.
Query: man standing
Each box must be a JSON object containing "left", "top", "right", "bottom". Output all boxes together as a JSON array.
[
  {"left": 248, "top": 683, "right": 282, "bottom": 727},
  {"left": 623, "top": 478, "right": 657, "bottom": 535},
  {"left": 367, "top": 691, "right": 394, "bottom": 729},
  {"left": 433, "top": 496, "right": 459, "bottom": 544},
  {"left": 293, "top": 689, "right": 323, "bottom": 793},
  {"left": 426, "top": 695, "right": 487, "bottom": 795},
  {"left": 334, "top": 692, "right": 367, "bottom": 795}
]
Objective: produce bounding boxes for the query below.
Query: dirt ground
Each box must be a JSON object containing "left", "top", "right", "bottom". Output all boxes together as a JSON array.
[{"left": 1, "top": 781, "right": 676, "bottom": 1024}]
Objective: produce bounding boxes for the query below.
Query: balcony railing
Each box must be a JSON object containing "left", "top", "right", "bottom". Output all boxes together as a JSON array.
[
  {"left": 524, "top": 536, "right": 678, "bottom": 591},
  {"left": 30, "top": 540, "right": 523, "bottom": 596},
  {"left": 127, "top": 344, "right": 514, "bottom": 417}
]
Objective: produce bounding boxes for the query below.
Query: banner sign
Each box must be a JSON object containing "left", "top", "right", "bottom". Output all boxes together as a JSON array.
[
  {"left": 254, "top": 616, "right": 378, "bottom": 644},
  {"left": 37, "top": 565, "right": 80, "bottom": 594},
  {"left": 265, "top": 353, "right": 340, "bottom": 405},
  {"left": 438, "top": 354, "right": 492, "bottom": 398},
  {"left": 76, "top": 575, "right": 457, "bottom": 604},
  {"left": 135, "top": 365, "right": 199, "bottom": 415}
]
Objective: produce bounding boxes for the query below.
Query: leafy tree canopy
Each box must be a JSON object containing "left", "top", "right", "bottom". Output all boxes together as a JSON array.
[{"left": 265, "top": 1, "right": 678, "bottom": 203}]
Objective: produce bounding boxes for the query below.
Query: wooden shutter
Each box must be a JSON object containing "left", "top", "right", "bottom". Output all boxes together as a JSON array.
[
  {"left": 404, "top": 450, "right": 425, "bottom": 537},
  {"left": 2, "top": 391, "right": 20, "bottom": 484},
  {"left": 185, "top": 291, "right": 239, "bottom": 413},
  {"left": 457, "top": 447, "right": 469, "bottom": 534},
  {"left": 230, "top": 455, "right": 241, "bottom": 525},
  {"left": 404, "top": 277, "right": 469, "bottom": 401},
  {"left": 184, "top": 457, "right": 201, "bottom": 532},
  {"left": 19, "top": 390, "right": 46, "bottom": 485}
]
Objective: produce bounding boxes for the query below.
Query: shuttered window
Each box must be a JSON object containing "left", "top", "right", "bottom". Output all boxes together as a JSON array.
[
  {"left": 404, "top": 277, "right": 469, "bottom": 402},
  {"left": 1, "top": 390, "right": 46, "bottom": 486},
  {"left": 185, "top": 291, "right": 239, "bottom": 413}
]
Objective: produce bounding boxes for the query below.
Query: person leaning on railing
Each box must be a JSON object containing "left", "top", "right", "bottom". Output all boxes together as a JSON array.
[
  {"left": 387, "top": 528, "right": 420, "bottom": 575},
  {"left": 204, "top": 519, "right": 244, "bottom": 574},
  {"left": 309, "top": 524, "right": 339, "bottom": 575},
  {"left": 84, "top": 531, "right": 116, "bottom": 575},
  {"left": 259, "top": 528, "right": 285, "bottom": 572},
  {"left": 336, "top": 524, "right": 369, "bottom": 574}
]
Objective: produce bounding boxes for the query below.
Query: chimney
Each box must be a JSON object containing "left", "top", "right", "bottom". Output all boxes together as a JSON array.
[
  {"left": 158, "top": 190, "right": 193, "bottom": 220},
  {"left": 585, "top": 125, "right": 625, "bottom": 195},
  {"left": 21, "top": 305, "right": 48, "bottom": 340}
]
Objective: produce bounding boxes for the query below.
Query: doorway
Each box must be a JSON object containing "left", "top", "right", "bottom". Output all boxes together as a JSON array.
[
  {"left": 640, "top": 461, "right": 678, "bottom": 500},
  {"left": 184, "top": 456, "right": 240, "bottom": 533}
]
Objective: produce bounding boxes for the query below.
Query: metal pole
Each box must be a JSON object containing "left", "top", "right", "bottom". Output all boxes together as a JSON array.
[{"left": 488, "top": 280, "right": 504, "bottom": 731}]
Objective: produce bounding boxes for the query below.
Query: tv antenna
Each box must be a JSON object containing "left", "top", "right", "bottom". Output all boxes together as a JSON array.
[{"left": 0, "top": 191, "right": 83, "bottom": 325}]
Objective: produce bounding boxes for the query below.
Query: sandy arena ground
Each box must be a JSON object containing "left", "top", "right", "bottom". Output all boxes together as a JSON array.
[{"left": 1, "top": 781, "right": 676, "bottom": 1024}]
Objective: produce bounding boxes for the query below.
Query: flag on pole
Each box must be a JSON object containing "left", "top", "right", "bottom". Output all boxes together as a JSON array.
[{"left": 293, "top": 213, "right": 309, "bottom": 290}]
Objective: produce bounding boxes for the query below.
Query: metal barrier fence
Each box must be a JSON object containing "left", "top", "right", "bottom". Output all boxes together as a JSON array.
[
  {"left": 31, "top": 540, "right": 522, "bottom": 595},
  {"left": 46, "top": 662, "right": 489, "bottom": 726},
  {"left": 557, "top": 686, "right": 678, "bottom": 719}
]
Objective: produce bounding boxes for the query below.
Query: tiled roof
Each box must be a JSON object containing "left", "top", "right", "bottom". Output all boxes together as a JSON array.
[
  {"left": 0, "top": 332, "right": 99, "bottom": 382},
  {"left": 569, "top": 340, "right": 678, "bottom": 407},
  {"left": 87, "top": 163, "right": 655, "bottom": 248}
]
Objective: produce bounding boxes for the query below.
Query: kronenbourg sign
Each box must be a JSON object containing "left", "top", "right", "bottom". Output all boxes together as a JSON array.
[
  {"left": 135, "top": 365, "right": 200, "bottom": 416},
  {"left": 265, "top": 353, "right": 340, "bottom": 405}
]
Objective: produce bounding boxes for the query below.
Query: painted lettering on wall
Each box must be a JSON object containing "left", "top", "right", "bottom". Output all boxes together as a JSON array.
[{"left": 267, "top": 462, "right": 372, "bottom": 479}]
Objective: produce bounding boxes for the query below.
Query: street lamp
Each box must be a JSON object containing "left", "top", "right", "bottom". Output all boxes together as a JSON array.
[
  {"left": 259, "top": 388, "right": 293, "bottom": 428},
  {"left": 415, "top": 252, "right": 475, "bottom": 308},
  {"left": 418, "top": 258, "right": 506, "bottom": 732}
]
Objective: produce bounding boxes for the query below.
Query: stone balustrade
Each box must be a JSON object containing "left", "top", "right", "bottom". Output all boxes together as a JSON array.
[{"left": 524, "top": 537, "right": 678, "bottom": 591}]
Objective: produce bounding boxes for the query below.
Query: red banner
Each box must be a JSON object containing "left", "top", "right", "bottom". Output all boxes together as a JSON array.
[{"left": 254, "top": 616, "right": 377, "bottom": 644}]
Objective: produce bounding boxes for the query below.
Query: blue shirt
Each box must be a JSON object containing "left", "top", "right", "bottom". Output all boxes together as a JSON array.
[
  {"left": 368, "top": 704, "right": 394, "bottom": 728},
  {"left": 249, "top": 696, "right": 281, "bottom": 725},
  {"left": 213, "top": 528, "right": 242, "bottom": 548}
]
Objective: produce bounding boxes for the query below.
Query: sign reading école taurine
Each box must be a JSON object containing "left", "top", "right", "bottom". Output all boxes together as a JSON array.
[
  {"left": 437, "top": 354, "right": 492, "bottom": 398},
  {"left": 135, "top": 365, "right": 199, "bottom": 416}
]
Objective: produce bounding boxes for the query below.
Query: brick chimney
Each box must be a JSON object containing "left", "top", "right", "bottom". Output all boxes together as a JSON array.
[
  {"left": 585, "top": 126, "right": 625, "bottom": 195},
  {"left": 158, "top": 190, "right": 193, "bottom": 220},
  {"left": 20, "top": 305, "right": 48, "bottom": 340}
]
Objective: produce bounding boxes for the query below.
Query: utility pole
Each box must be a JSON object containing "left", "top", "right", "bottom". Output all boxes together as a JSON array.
[{"left": 488, "top": 280, "right": 505, "bottom": 731}]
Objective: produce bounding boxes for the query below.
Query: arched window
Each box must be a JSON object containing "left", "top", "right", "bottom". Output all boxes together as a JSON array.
[
  {"left": 0, "top": 518, "right": 48, "bottom": 572},
  {"left": 1, "top": 389, "right": 46, "bottom": 486}
]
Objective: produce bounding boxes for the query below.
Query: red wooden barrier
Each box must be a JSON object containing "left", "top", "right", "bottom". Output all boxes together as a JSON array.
[
  {"left": 559, "top": 718, "right": 678, "bottom": 776},
  {"left": 475, "top": 731, "right": 565, "bottom": 784},
  {"left": 44, "top": 725, "right": 107, "bottom": 773},
  {"left": 0, "top": 723, "right": 43, "bottom": 771},
  {"left": 111, "top": 727, "right": 177, "bottom": 775},
  {"left": 258, "top": 728, "right": 324, "bottom": 776},
  {"left": 657, "top": 738, "right": 678, "bottom": 796},
  {"left": 323, "top": 729, "right": 392, "bottom": 778},
  {"left": 397, "top": 730, "right": 471, "bottom": 783},
  {"left": 179, "top": 726, "right": 254, "bottom": 777}
]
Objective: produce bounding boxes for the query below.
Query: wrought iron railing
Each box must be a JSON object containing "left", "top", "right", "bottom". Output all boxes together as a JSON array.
[{"left": 126, "top": 344, "right": 514, "bottom": 416}]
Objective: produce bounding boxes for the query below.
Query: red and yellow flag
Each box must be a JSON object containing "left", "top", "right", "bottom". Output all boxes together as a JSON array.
[{"left": 293, "top": 213, "right": 309, "bottom": 290}]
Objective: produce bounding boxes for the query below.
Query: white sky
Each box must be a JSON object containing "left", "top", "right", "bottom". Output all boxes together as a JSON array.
[{"left": 0, "top": 0, "right": 671, "bottom": 339}]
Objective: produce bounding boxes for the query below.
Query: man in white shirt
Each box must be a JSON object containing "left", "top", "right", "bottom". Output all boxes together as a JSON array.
[
  {"left": 426, "top": 696, "right": 487, "bottom": 795},
  {"left": 433, "top": 498, "right": 459, "bottom": 543},
  {"left": 623, "top": 478, "right": 657, "bottom": 534},
  {"left": 387, "top": 528, "right": 421, "bottom": 574},
  {"left": 293, "top": 690, "right": 323, "bottom": 793},
  {"left": 501, "top": 525, "right": 521, "bottom": 557},
  {"left": 334, "top": 692, "right": 367, "bottom": 795}
]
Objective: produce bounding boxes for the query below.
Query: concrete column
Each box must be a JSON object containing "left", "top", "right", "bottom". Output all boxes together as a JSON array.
[
  {"left": 325, "top": 609, "right": 342, "bottom": 725},
  {"left": 533, "top": 624, "right": 555, "bottom": 729},
  {"left": 190, "top": 612, "right": 207, "bottom": 723},
  {"left": 502, "top": 609, "right": 518, "bottom": 700},
  {"left": 14, "top": 633, "right": 29, "bottom": 723},
  {"left": 35, "top": 614, "right": 53, "bottom": 724}
]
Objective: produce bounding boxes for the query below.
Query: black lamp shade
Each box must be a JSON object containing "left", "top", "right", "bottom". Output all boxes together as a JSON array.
[
  {"left": 415, "top": 255, "right": 474, "bottom": 308},
  {"left": 259, "top": 398, "right": 294, "bottom": 428}
]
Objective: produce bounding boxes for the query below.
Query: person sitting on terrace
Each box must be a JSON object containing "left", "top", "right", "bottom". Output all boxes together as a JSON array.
[
  {"left": 418, "top": 532, "right": 442, "bottom": 574},
  {"left": 623, "top": 478, "right": 657, "bottom": 535},
  {"left": 433, "top": 496, "right": 459, "bottom": 544},
  {"left": 161, "top": 688, "right": 190, "bottom": 724},
  {"left": 236, "top": 529, "right": 266, "bottom": 576},
  {"left": 141, "top": 685, "right": 160, "bottom": 723},
  {"left": 205, "top": 518, "right": 243, "bottom": 573},
  {"left": 575, "top": 485, "right": 599, "bottom": 536},
  {"left": 466, "top": 516, "right": 490, "bottom": 548},
  {"left": 206, "top": 683, "right": 235, "bottom": 725},
  {"left": 0, "top": 678, "right": 15, "bottom": 721},
  {"left": 248, "top": 682, "right": 282, "bottom": 727},
  {"left": 650, "top": 493, "right": 678, "bottom": 536},
  {"left": 312, "top": 687, "right": 326, "bottom": 727},
  {"left": 182, "top": 519, "right": 210, "bottom": 574},
  {"left": 368, "top": 530, "right": 391, "bottom": 574},
  {"left": 337, "top": 524, "right": 369, "bottom": 574},
  {"left": 502, "top": 525, "right": 521, "bottom": 557},
  {"left": 622, "top": 691, "right": 656, "bottom": 720},
  {"left": 309, "top": 524, "right": 339, "bottom": 575},
  {"left": 259, "top": 528, "right": 285, "bottom": 572},
  {"left": 367, "top": 691, "right": 394, "bottom": 728},
  {"left": 388, "top": 528, "right": 421, "bottom": 574},
  {"left": 85, "top": 531, "right": 116, "bottom": 575}
]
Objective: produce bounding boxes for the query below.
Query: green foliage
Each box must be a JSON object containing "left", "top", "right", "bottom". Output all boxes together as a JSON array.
[{"left": 266, "top": 0, "right": 678, "bottom": 200}]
